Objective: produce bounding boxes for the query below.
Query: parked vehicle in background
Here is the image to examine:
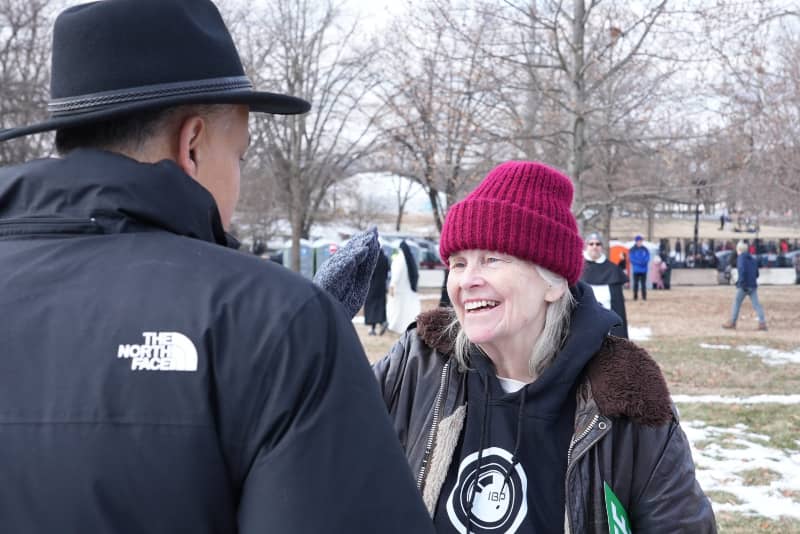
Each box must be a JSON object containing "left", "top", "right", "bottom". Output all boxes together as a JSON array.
[{"left": 417, "top": 242, "right": 446, "bottom": 269}]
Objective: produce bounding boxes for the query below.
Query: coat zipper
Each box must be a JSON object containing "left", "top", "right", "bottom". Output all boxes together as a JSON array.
[
  {"left": 564, "top": 415, "right": 610, "bottom": 534},
  {"left": 566, "top": 414, "right": 598, "bottom": 466},
  {"left": 416, "top": 360, "right": 450, "bottom": 489},
  {"left": 0, "top": 217, "right": 100, "bottom": 236}
]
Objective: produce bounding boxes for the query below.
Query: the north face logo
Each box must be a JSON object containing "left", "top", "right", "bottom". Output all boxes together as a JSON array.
[{"left": 117, "top": 332, "right": 198, "bottom": 372}]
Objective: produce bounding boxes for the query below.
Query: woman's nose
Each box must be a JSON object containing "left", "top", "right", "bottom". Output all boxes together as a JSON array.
[{"left": 458, "top": 263, "right": 485, "bottom": 288}]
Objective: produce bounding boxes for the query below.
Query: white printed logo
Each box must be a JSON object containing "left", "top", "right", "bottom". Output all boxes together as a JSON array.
[
  {"left": 117, "top": 332, "right": 198, "bottom": 372},
  {"left": 446, "top": 447, "right": 528, "bottom": 534}
]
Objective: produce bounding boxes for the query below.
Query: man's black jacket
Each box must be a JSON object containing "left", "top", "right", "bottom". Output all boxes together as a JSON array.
[{"left": 0, "top": 149, "right": 434, "bottom": 533}]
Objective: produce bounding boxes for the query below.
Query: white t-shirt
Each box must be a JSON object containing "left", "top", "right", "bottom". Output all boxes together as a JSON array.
[{"left": 497, "top": 376, "right": 528, "bottom": 394}]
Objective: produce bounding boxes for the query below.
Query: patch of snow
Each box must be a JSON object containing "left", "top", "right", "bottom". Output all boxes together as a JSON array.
[
  {"left": 738, "top": 345, "right": 800, "bottom": 366},
  {"left": 696, "top": 343, "right": 800, "bottom": 366},
  {"left": 628, "top": 326, "right": 651, "bottom": 341},
  {"left": 673, "top": 394, "right": 800, "bottom": 405},
  {"left": 683, "top": 421, "right": 800, "bottom": 519}
]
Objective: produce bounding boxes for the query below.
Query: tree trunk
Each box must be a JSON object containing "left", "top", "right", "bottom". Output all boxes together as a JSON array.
[
  {"left": 395, "top": 207, "right": 405, "bottom": 231},
  {"left": 428, "top": 187, "right": 444, "bottom": 233},
  {"left": 568, "top": 0, "right": 587, "bottom": 235},
  {"left": 603, "top": 203, "right": 613, "bottom": 243},
  {"left": 290, "top": 208, "right": 303, "bottom": 272}
]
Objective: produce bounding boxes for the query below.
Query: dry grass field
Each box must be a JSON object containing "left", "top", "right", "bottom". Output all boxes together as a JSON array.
[{"left": 353, "top": 283, "right": 800, "bottom": 532}]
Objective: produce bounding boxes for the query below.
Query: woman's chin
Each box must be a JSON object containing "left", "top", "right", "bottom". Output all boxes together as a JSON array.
[{"left": 463, "top": 326, "right": 496, "bottom": 345}]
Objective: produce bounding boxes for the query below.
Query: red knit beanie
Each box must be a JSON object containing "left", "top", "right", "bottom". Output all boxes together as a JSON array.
[{"left": 439, "top": 161, "right": 584, "bottom": 285}]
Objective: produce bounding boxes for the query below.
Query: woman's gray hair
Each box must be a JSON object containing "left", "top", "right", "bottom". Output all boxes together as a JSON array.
[
  {"left": 736, "top": 241, "right": 749, "bottom": 254},
  {"left": 446, "top": 265, "right": 575, "bottom": 378}
]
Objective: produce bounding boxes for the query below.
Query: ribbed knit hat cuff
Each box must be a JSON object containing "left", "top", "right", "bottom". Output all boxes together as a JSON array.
[{"left": 440, "top": 198, "right": 584, "bottom": 285}]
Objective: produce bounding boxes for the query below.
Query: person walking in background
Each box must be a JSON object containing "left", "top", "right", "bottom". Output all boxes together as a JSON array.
[
  {"left": 364, "top": 247, "right": 390, "bottom": 335},
  {"left": 629, "top": 234, "right": 650, "bottom": 301},
  {"left": 0, "top": 1, "right": 436, "bottom": 532},
  {"left": 580, "top": 232, "right": 629, "bottom": 338},
  {"left": 373, "top": 161, "right": 716, "bottom": 533},
  {"left": 386, "top": 240, "right": 421, "bottom": 333},
  {"left": 723, "top": 241, "right": 768, "bottom": 331}
]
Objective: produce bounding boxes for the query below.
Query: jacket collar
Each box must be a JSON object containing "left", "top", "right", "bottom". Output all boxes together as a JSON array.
[{"left": 0, "top": 149, "right": 228, "bottom": 246}]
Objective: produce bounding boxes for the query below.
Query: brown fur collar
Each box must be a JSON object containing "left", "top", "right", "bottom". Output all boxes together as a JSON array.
[
  {"left": 415, "top": 309, "right": 673, "bottom": 426},
  {"left": 585, "top": 336, "right": 673, "bottom": 426},
  {"left": 415, "top": 308, "right": 457, "bottom": 354}
]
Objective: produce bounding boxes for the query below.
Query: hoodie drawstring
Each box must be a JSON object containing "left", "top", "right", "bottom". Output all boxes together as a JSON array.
[
  {"left": 500, "top": 386, "right": 526, "bottom": 496},
  {"left": 466, "top": 374, "right": 490, "bottom": 534}
]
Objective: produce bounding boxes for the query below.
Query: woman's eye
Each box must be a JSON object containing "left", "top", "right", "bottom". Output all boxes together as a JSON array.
[{"left": 451, "top": 261, "right": 466, "bottom": 269}]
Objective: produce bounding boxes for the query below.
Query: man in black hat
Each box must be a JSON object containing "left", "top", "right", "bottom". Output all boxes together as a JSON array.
[{"left": 0, "top": 1, "right": 434, "bottom": 533}]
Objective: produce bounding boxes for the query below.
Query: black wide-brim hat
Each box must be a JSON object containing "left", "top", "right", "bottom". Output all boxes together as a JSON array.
[{"left": 0, "top": 0, "right": 310, "bottom": 142}]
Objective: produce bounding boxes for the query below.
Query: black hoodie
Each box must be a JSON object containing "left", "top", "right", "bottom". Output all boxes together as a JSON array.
[{"left": 434, "top": 286, "right": 616, "bottom": 533}]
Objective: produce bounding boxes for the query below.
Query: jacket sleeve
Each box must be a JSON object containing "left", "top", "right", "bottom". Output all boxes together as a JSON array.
[
  {"left": 230, "top": 290, "right": 434, "bottom": 534},
  {"left": 630, "top": 420, "right": 717, "bottom": 533}
]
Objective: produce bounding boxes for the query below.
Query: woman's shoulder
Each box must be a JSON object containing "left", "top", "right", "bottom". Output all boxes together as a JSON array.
[
  {"left": 376, "top": 309, "right": 455, "bottom": 373},
  {"left": 414, "top": 308, "right": 457, "bottom": 354},
  {"left": 374, "top": 309, "right": 457, "bottom": 405},
  {"left": 584, "top": 336, "right": 674, "bottom": 427}
]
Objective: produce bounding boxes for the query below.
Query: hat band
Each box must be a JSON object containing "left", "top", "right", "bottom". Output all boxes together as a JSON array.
[{"left": 48, "top": 76, "right": 254, "bottom": 116}]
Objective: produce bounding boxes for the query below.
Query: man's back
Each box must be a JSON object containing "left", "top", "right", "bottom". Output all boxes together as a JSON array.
[{"left": 0, "top": 150, "right": 434, "bottom": 533}]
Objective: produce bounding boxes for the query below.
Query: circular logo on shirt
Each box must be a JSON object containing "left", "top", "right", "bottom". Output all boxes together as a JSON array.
[{"left": 446, "top": 447, "right": 528, "bottom": 534}]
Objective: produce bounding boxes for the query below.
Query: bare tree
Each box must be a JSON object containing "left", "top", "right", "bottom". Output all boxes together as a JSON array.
[
  {"left": 230, "top": 0, "right": 381, "bottom": 271},
  {"left": 480, "top": 0, "right": 681, "bottom": 233},
  {"left": 0, "top": 0, "right": 56, "bottom": 164},
  {"left": 699, "top": 0, "right": 800, "bottom": 221},
  {"left": 373, "top": 0, "right": 502, "bottom": 233}
]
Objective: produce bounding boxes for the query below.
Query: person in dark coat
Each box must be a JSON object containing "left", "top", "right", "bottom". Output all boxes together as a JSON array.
[
  {"left": 723, "top": 241, "right": 768, "bottom": 331},
  {"left": 580, "top": 232, "right": 629, "bottom": 338},
  {"left": 365, "top": 248, "right": 390, "bottom": 335},
  {"left": 0, "top": 1, "right": 435, "bottom": 532},
  {"left": 373, "top": 161, "right": 715, "bottom": 533},
  {"left": 438, "top": 268, "right": 452, "bottom": 307}
]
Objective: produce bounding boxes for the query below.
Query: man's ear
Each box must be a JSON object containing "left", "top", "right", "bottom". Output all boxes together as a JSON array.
[{"left": 175, "top": 116, "right": 206, "bottom": 179}]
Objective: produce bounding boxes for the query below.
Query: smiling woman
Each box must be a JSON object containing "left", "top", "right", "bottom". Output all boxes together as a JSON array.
[
  {"left": 446, "top": 250, "right": 572, "bottom": 380},
  {"left": 372, "top": 160, "right": 717, "bottom": 534}
]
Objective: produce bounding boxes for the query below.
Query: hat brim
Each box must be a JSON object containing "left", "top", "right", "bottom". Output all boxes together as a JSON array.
[{"left": 0, "top": 89, "right": 310, "bottom": 142}]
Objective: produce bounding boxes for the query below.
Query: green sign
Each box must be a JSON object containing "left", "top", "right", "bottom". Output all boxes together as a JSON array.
[{"left": 604, "top": 481, "right": 632, "bottom": 534}]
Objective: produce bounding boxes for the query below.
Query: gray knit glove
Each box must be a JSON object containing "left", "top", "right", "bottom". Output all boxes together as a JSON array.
[{"left": 313, "top": 227, "right": 381, "bottom": 318}]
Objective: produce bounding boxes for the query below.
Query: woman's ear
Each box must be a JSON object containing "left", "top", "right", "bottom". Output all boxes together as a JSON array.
[
  {"left": 544, "top": 281, "right": 567, "bottom": 303},
  {"left": 175, "top": 115, "right": 206, "bottom": 179}
]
